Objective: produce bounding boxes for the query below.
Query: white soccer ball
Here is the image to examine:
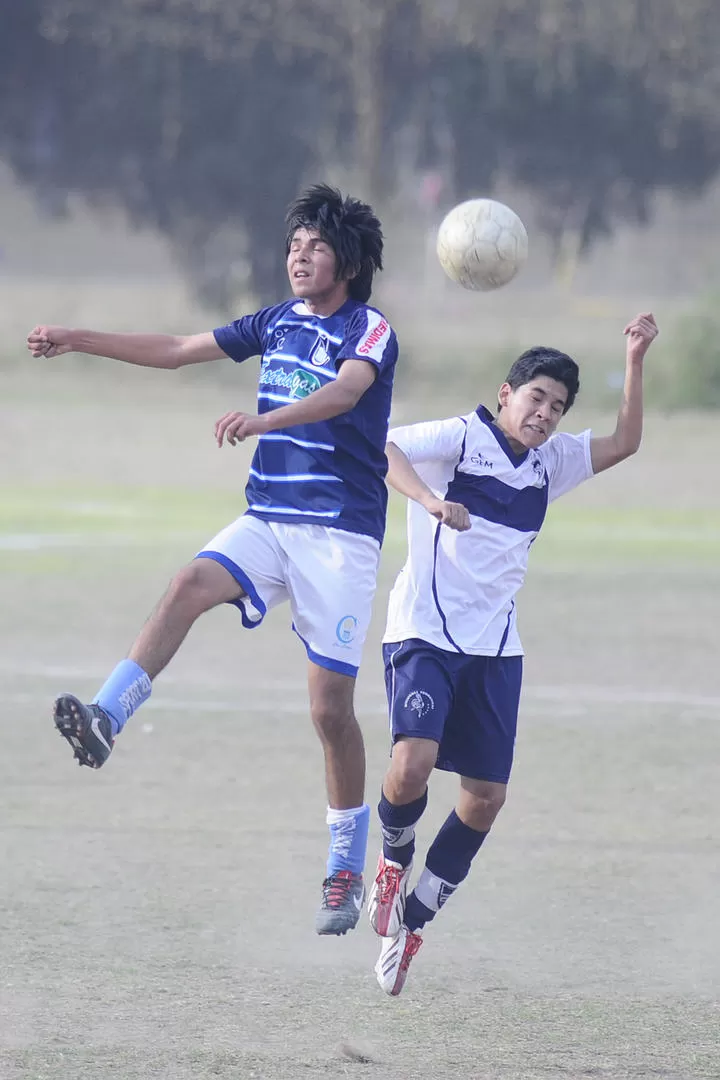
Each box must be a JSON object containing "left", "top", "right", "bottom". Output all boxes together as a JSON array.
[{"left": 436, "top": 198, "right": 528, "bottom": 291}]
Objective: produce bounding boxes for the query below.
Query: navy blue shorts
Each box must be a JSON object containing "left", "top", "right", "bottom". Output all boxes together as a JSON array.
[{"left": 383, "top": 638, "right": 523, "bottom": 783}]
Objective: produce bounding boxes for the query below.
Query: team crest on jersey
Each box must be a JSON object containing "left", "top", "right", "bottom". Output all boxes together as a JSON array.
[
  {"left": 404, "top": 689, "right": 434, "bottom": 718},
  {"left": 310, "top": 336, "right": 332, "bottom": 367},
  {"left": 531, "top": 456, "right": 545, "bottom": 482}
]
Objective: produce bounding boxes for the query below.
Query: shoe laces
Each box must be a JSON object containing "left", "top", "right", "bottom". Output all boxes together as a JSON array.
[
  {"left": 321, "top": 870, "right": 355, "bottom": 910},
  {"left": 400, "top": 931, "right": 423, "bottom": 970},
  {"left": 375, "top": 862, "right": 404, "bottom": 905}
]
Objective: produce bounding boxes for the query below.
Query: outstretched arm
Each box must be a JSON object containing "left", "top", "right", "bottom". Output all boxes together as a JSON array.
[
  {"left": 385, "top": 442, "right": 470, "bottom": 532},
  {"left": 27, "top": 325, "right": 225, "bottom": 369},
  {"left": 590, "top": 312, "right": 658, "bottom": 475}
]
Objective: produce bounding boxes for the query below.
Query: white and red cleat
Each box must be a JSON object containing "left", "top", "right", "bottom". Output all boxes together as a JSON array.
[
  {"left": 375, "top": 925, "right": 423, "bottom": 996},
  {"left": 367, "top": 854, "right": 413, "bottom": 937}
]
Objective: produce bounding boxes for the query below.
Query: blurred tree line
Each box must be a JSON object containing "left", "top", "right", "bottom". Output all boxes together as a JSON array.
[{"left": 1, "top": 0, "right": 719, "bottom": 307}]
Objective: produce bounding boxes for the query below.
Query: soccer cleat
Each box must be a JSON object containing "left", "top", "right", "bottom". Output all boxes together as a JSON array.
[
  {"left": 375, "top": 924, "right": 423, "bottom": 996},
  {"left": 315, "top": 870, "right": 365, "bottom": 936},
  {"left": 53, "top": 694, "right": 115, "bottom": 769},
  {"left": 367, "top": 854, "right": 413, "bottom": 937}
]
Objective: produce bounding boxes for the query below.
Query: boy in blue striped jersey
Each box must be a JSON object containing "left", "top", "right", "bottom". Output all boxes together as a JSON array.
[
  {"left": 368, "top": 313, "right": 658, "bottom": 994},
  {"left": 27, "top": 185, "right": 398, "bottom": 936}
]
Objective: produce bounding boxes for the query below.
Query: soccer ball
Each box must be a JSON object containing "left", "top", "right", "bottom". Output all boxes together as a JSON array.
[{"left": 436, "top": 198, "right": 528, "bottom": 291}]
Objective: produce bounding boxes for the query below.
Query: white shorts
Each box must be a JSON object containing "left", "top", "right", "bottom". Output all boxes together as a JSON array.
[{"left": 195, "top": 515, "right": 381, "bottom": 677}]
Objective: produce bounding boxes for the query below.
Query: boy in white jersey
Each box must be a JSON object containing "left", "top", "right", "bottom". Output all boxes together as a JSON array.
[
  {"left": 27, "top": 185, "right": 398, "bottom": 936},
  {"left": 367, "top": 312, "right": 658, "bottom": 994}
]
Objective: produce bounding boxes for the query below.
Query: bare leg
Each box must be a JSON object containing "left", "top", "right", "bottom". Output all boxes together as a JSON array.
[
  {"left": 307, "top": 662, "right": 365, "bottom": 809},
  {"left": 53, "top": 558, "right": 245, "bottom": 768},
  {"left": 382, "top": 736, "right": 438, "bottom": 804},
  {"left": 128, "top": 558, "right": 244, "bottom": 678},
  {"left": 456, "top": 776, "right": 507, "bottom": 832},
  {"left": 310, "top": 662, "right": 370, "bottom": 934}
]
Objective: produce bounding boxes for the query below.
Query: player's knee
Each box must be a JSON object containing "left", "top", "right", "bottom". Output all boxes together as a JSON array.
[
  {"left": 310, "top": 700, "right": 354, "bottom": 745},
  {"left": 482, "top": 787, "right": 507, "bottom": 820},
  {"left": 165, "top": 561, "right": 227, "bottom": 615},
  {"left": 388, "top": 739, "right": 436, "bottom": 798},
  {"left": 461, "top": 786, "right": 507, "bottom": 830}
]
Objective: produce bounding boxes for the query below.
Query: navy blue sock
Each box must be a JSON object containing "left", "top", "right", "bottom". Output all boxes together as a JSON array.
[
  {"left": 377, "top": 788, "right": 428, "bottom": 868},
  {"left": 404, "top": 810, "right": 488, "bottom": 932}
]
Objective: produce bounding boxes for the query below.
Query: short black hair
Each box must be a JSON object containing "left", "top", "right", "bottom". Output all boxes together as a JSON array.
[
  {"left": 501, "top": 346, "right": 580, "bottom": 414},
  {"left": 285, "top": 183, "right": 384, "bottom": 303}
]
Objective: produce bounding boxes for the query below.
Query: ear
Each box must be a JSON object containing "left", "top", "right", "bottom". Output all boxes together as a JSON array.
[{"left": 497, "top": 382, "right": 512, "bottom": 411}]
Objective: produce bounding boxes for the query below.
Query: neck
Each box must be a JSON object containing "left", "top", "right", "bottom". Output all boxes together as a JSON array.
[
  {"left": 492, "top": 415, "right": 527, "bottom": 455},
  {"left": 302, "top": 289, "right": 350, "bottom": 317}
]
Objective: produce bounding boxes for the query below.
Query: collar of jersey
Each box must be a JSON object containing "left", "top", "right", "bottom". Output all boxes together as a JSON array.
[
  {"left": 291, "top": 297, "right": 355, "bottom": 320},
  {"left": 475, "top": 405, "right": 529, "bottom": 467}
]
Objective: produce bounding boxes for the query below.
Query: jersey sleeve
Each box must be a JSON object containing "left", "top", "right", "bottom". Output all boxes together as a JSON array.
[
  {"left": 387, "top": 416, "right": 468, "bottom": 465},
  {"left": 338, "top": 308, "right": 397, "bottom": 373},
  {"left": 541, "top": 430, "right": 594, "bottom": 502},
  {"left": 213, "top": 306, "right": 275, "bottom": 364}
]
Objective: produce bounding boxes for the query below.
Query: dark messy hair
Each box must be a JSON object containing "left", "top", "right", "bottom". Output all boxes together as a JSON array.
[
  {"left": 285, "top": 183, "right": 384, "bottom": 303},
  {"left": 500, "top": 346, "right": 580, "bottom": 415}
]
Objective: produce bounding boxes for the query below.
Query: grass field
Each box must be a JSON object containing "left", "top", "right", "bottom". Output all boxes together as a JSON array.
[{"left": 1, "top": 369, "right": 719, "bottom": 1079}]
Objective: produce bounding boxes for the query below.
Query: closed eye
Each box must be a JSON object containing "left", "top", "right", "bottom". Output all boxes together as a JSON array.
[{"left": 532, "top": 391, "right": 565, "bottom": 414}]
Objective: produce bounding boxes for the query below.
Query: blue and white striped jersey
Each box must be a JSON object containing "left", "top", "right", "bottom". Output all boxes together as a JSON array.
[
  {"left": 214, "top": 298, "right": 398, "bottom": 544},
  {"left": 383, "top": 405, "right": 594, "bottom": 655}
]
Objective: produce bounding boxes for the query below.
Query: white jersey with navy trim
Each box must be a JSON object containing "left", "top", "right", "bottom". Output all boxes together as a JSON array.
[
  {"left": 214, "top": 298, "right": 398, "bottom": 544},
  {"left": 383, "top": 405, "right": 594, "bottom": 656}
]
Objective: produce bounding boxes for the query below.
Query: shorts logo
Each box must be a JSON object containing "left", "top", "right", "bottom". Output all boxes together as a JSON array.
[
  {"left": 403, "top": 689, "right": 434, "bottom": 719},
  {"left": 336, "top": 615, "right": 358, "bottom": 647}
]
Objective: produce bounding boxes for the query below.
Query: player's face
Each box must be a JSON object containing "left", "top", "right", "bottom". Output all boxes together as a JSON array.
[
  {"left": 287, "top": 227, "right": 343, "bottom": 303},
  {"left": 497, "top": 376, "right": 568, "bottom": 450}
]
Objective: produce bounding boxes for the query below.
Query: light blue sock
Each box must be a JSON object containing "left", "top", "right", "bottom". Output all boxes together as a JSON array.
[
  {"left": 93, "top": 659, "right": 152, "bottom": 737},
  {"left": 326, "top": 804, "right": 370, "bottom": 876}
]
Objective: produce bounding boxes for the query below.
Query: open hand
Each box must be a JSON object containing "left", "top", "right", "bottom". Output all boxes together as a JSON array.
[{"left": 214, "top": 411, "right": 269, "bottom": 446}]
